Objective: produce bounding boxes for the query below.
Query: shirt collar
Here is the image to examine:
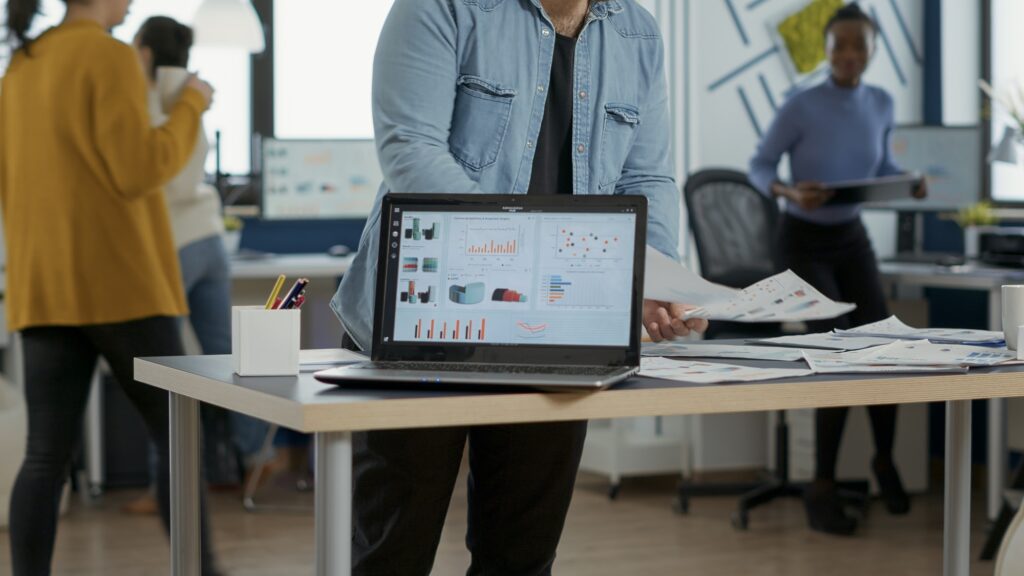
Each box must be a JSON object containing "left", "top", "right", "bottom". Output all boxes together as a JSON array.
[{"left": 525, "top": 0, "right": 623, "bottom": 21}]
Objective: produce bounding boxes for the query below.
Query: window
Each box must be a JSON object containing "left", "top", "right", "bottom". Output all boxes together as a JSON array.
[
  {"left": 989, "top": 0, "right": 1024, "bottom": 203},
  {"left": 273, "top": 0, "right": 393, "bottom": 139}
]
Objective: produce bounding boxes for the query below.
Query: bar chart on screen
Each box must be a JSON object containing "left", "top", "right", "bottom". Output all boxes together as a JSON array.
[{"left": 408, "top": 317, "right": 488, "bottom": 341}]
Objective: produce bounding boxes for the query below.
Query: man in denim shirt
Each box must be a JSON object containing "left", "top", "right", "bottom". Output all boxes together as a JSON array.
[{"left": 331, "top": 0, "right": 707, "bottom": 573}]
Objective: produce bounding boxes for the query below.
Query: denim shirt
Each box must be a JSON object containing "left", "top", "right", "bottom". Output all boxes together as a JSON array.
[{"left": 331, "top": 0, "right": 679, "bottom": 349}]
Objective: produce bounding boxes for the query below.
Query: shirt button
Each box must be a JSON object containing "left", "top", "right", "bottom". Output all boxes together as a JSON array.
[
  {"left": 527, "top": 140, "right": 534, "bottom": 149},
  {"left": 577, "top": 144, "right": 586, "bottom": 154},
  {"left": 541, "top": 28, "right": 551, "bottom": 37},
  {"left": 537, "top": 85, "right": 545, "bottom": 93},
  {"left": 578, "top": 90, "right": 587, "bottom": 99}
]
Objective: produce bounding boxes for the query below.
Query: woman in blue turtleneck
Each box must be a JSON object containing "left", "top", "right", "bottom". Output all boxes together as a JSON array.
[{"left": 749, "top": 3, "right": 926, "bottom": 536}]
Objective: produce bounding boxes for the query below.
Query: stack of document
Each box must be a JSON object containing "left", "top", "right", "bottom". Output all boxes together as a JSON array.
[
  {"left": 802, "top": 340, "right": 1018, "bottom": 375},
  {"left": 644, "top": 247, "right": 856, "bottom": 322},
  {"left": 834, "top": 316, "right": 1005, "bottom": 346},
  {"left": 637, "top": 315, "right": 1016, "bottom": 383}
]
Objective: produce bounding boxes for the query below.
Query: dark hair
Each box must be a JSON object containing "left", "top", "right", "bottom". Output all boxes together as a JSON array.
[
  {"left": 824, "top": 2, "right": 877, "bottom": 37},
  {"left": 136, "top": 16, "right": 193, "bottom": 80},
  {"left": 6, "top": 0, "right": 68, "bottom": 52}
]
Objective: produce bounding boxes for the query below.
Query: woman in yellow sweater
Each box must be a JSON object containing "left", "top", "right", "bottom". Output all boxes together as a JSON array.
[{"left": 1, "top": 0, "right": 219, "bottom": 574}]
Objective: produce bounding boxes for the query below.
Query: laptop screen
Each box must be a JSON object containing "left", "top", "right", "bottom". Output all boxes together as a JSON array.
[{"left": 373, "top": 194, "right": 646, "bottom": 365}]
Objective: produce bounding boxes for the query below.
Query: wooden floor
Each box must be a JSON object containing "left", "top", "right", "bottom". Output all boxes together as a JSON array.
[{"left": 0, "top": 468, "right": 998, "bottom": 575}]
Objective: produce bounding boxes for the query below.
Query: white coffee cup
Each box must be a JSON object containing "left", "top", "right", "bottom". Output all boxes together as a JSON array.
[
  {"left": 154, "top": 66, "right": 191, "bottom": 112},
  {"left": 1001, "top": 285, "right": 1024, "bottom": 350}
]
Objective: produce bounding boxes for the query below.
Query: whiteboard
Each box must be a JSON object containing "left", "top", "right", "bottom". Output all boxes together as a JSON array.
[{"left": 261, "top": 139, "right": 382, "bottom": 219}]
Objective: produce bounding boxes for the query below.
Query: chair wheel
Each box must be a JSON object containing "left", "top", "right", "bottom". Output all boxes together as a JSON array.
[
  {"left": 608, "top": 484, "right": 621, "bottom": 500},
  {"left": 732, "top": 511, "right": 749, "bottom": 530}
]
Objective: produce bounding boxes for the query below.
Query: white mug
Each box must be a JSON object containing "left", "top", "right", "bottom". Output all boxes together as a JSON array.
[
  {"left": 1001, "top": 285, "right": 1024, "bottom": 350},
  {"left": 154, "top": 66, "right": 191, "bottom": 112}
]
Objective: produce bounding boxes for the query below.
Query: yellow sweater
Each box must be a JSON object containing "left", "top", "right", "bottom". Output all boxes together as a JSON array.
[{"left": 0, "top": 20, "right": 205, "bottom": 331}]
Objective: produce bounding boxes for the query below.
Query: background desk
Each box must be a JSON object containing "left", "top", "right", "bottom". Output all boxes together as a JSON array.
[
  {"left": 880, "top": 261, "right": 1024, "bottom": 521},
  {"left": 135, "top": 354, "right": 1024, "bottom": 576}
]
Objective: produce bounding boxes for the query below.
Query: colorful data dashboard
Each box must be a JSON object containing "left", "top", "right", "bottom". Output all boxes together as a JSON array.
[{"left": 387, "top": 209, "right": 637, "bottom": 347}]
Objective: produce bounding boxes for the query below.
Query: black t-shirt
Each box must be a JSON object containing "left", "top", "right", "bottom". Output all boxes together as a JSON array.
[{"left": 528, "top": 34, "right": 576, "bottom": 195}]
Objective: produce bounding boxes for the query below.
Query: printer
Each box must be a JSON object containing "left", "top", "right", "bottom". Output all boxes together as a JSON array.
[{"left": 979, "top": 227, "right": 1024, "bottom": 267}]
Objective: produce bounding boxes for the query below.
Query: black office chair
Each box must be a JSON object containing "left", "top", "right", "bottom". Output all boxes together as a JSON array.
[{"left": 676, "top": 169, "right": 867, "bottom": 530}]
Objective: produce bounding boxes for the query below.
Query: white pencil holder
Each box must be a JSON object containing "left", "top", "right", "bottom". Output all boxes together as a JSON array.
[{"left": 232, "top": 306, "right": 301, "bottom": 376}]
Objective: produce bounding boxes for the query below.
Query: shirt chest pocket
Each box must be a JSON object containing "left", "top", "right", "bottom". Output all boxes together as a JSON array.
[
  {"left": 600, "top": 103, "right": 640, "bottom": 188},
  {"left": 449, "top": 75, "right": 516, "bottom": 172}
]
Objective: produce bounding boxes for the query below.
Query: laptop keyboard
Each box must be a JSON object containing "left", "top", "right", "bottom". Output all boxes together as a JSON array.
[{"left": 355, "top": 362, "right": 621, "bottom": 376}]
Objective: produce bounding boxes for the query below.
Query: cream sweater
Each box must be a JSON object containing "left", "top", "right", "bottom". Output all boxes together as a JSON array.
[{"left": 148, "top": 67, "right": 224, "bottom": 249}]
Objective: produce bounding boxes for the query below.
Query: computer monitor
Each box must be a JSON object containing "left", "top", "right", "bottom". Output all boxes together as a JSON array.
[
  {"left": 261, "top": 138, "right": 382, "bottom": 219},
  {"left": 865, "top": 125, "right": 981, "bottom": 211}
]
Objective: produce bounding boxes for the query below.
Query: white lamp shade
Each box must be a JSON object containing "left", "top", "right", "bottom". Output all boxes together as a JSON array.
[
  {"left": 193, "top": 0, "right": 266, "bottom": 53},
  {"left": 990, "top": 125, "right": 1021, "bottom": 165}
]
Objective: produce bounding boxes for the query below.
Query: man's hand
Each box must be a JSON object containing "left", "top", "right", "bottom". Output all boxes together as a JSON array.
[{"left": 643, "top": 299, "right": 709, "bottom": 342}]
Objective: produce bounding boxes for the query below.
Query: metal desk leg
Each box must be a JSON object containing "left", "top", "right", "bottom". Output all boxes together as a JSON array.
[
  {"left": 170, "top": 393, "right": 201, "bottom": 576},
  {"left": 315, "top": 432, "right": 353, "bottom": 576},
  {"left": 988, "top": 287, "right": 1007, "bottom": 521},
  {"left": 944, "top": 400, "right": 972, "bottom": 576},
  {"left": 988, "top": 398, "right": 1007, "bottom": 521}
]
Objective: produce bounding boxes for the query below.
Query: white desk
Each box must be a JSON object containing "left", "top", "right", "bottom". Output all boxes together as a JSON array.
[
  {"left": 880, "top": 260, "right": 1024, "bottom": 521},
  {"left": 135, "top": 354, "right": 1024, "bottom": 576}
]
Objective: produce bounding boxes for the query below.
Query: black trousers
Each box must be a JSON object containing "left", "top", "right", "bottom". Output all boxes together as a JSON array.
[
  {"left": 9, "top": 316, "right": 217, "bottom": 576},
  {"left": 779, "top": 215, "right": 897, "bottom": 480},
  {"left": 342, "top": 335, "right": 586, "bottom": 575},
  {"left": 353, "top": 423, "right": 587, "bottom": 575}
]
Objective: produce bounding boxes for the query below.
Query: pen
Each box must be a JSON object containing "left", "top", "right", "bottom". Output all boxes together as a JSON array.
[
  {"left": 265, "top": 274, "right": 286, "bottom": 310},
  {"left": 278, "top": 278, "right": 308, "bottom": 310},
  {"left": 285, "top": 284, "right": 309, "bottom": 310}
]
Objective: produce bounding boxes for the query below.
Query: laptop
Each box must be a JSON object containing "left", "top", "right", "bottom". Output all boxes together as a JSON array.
[{"left": 314, "top": 193, "right": 647, "bottom": 390}]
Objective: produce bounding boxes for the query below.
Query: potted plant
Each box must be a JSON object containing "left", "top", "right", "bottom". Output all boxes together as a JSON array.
[
  {"left": 955, "top": 201, "right": 999, "bottom": 259},
  {"left": 222, "top": 215, "right": 244, "bottom": 254}
]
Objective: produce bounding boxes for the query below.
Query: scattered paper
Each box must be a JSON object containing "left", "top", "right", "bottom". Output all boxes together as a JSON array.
[
  {"left": 754, "top": 333, "right": 896, "bottom": 351},
  {"left": 641, "top": 341, "right": 805, "bottom": 362},
  {"left": 801, "top": 349, "right": 967, "bottom": 375},
  {"left": 847, "top": 340, "right": 1018, "bottom": 367},
  {"left": 644, "top": 246, "right": 739, "bottom": 306},
  {"left": 640, "top": 357, "right": 812, "bottom": 384},
  {"left": 836, "top": 316, "right": 1005, "bottom": 345},
  {"left": 643, "top": 247, "right": 856, "bottom": 322},
  {"left": 682, "top": 271, "right": 856, "bottom": 323}
]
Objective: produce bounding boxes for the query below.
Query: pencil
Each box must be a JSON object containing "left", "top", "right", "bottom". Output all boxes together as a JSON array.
[{"left": 265, "top": 274, "right": 286, "bottom": 309}]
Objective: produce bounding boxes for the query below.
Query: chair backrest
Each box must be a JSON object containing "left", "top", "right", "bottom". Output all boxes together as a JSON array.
[{"left": 684, "top": 168, "right": 780, "bottom": 289}]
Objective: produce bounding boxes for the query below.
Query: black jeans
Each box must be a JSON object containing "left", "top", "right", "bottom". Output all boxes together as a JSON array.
[
  {"left": 352, "top": 423, "right": 588, "bottom": 576},
  {"left": 341, "top": 334, "right": 587, "bottom": 575},
  {"left": 779, "top": 215, "right": 898, "bottom": 481},
  {"left": 9, "top": 316, "right": 218, "bottom": 575}
]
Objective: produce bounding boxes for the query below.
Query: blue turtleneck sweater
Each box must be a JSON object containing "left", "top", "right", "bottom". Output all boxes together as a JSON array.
[{"left": 748, "top": 77, "right": 904, "bottom": 225}]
